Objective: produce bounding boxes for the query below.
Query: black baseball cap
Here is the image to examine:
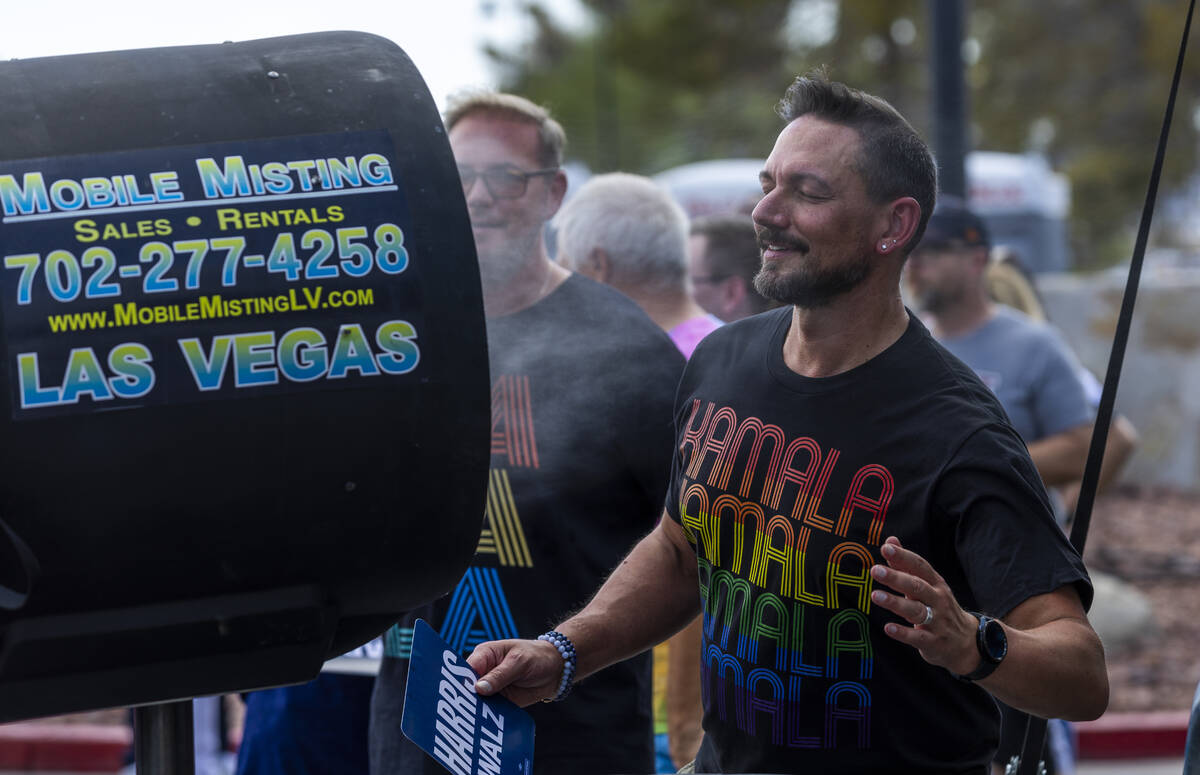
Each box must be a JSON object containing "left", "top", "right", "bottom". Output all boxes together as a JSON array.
[{"left": 920, "top": 195, "right": 990, "bottom": 249}]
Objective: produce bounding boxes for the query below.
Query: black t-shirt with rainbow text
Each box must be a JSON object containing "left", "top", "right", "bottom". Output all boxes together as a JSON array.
[{"left": 665, "top": 306, "right": 1091, "bottom": 775}]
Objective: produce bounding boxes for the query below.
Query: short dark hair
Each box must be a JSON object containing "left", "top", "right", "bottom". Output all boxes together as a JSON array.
[
  {"left": 689, "top": 214, "right": 775, "bottom": 314},
  {"left": 776, "top": 71, "right": 937, "bottom": 254}
]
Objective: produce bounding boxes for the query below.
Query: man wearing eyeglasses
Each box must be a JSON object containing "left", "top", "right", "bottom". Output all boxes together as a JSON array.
[{"left": 368, "top": 92, "right": 684, "bottom": 775}]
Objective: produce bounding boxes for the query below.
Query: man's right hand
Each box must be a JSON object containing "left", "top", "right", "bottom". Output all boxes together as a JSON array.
[
  {"left": 467, "top": 515, "right": 703, "bottom": 708},
  {"left": 467, "top": 638, "right": 565, "bottom": 707}
]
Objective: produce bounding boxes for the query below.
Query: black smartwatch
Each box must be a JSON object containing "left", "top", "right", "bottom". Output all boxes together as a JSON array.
[{"left": 960, "top": 614, "right": 1007, "bottom": 681}]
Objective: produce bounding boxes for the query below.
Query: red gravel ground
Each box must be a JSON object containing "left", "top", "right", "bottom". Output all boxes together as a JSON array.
[{"left": 1084, "top": 485, "right": 1200, "bottom": 712}]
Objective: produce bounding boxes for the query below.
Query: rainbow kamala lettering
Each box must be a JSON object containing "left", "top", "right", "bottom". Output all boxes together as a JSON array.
[{"left": 678, "top": 398, "right": 893, "bottom": 749}]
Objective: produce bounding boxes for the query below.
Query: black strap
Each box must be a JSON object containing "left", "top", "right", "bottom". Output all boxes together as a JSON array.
[
  {"left": 1014, "top": 2, "right": 1196, "bottom": 772},
  {"left": 0, "top": 516, "right": 39, "bottom": 611}
]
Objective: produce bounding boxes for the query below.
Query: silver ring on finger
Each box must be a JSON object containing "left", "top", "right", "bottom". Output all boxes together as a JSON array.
[{"left": 920, "top": 604, "right": 934, "bottom": 627}]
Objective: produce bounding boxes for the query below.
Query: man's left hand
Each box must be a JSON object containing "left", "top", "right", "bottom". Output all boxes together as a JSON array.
[{"left": 870, "top": 535, "right": 980, "bottom": 676}]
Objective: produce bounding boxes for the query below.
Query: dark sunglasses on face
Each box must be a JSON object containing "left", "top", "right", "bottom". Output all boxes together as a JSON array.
[{"left": 457, "top": 164, "right": 558, "bottom": 199}]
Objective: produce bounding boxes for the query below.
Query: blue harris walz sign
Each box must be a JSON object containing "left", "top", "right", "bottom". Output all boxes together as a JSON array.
[{"left": 401, "top": 619, "right": 534, "bottom": 775}]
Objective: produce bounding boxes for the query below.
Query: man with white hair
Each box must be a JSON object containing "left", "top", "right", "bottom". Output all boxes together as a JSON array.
[{"left": 556, "top": 173, "right": 722, "bottom": 359}]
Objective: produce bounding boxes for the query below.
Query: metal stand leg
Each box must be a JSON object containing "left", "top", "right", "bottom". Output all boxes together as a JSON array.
[{"left": 134, "top": 700, "right": 195, "bottom": 775}]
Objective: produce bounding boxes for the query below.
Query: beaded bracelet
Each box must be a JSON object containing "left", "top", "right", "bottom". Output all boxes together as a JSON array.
[{"left": 536, "top": 630, "right": 577, "bottom": 702}]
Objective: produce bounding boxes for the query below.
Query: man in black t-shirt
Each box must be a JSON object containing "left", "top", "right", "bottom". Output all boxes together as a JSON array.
[
  {"left": 367, "top": 92, "right": 683, "bottom": 775},
  {"left": 467, "top": 74, "right": 1108, "bottom": 774}
]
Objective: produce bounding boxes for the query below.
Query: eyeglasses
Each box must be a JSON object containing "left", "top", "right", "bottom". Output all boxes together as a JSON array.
[{"left": 457, "top": 165, "right": 559, "bottom": 199}]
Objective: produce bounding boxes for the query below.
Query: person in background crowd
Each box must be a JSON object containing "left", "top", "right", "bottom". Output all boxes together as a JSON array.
[
  {"left": 984, "top": 250, "right": 1047, "bottom": 324},
  {"left": 465, "top": 72, "right": 1108, "bottom": 774},
  {"left": 687, "top": 213, "right": 778, "bottom": 323},
  {"left": 237, "top": 674, "right": 372, "bottom": 775},
  {"left": 906, "top": 198, "right": 1094, "bottom": 503},
  {"left": 368, "top": 91, "right": 683, "bottom": 775},
  {"left": 985, "top": 247, "right": 1139, "bottom": 520},
  {"left": 556, "top": 173, "right": 722, "bottom": 359},
  {"left": 554, "top": 171, "right": 715, "bottom": 770}
]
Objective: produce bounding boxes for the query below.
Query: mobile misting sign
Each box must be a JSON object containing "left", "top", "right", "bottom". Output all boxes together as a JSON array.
[{"left": 0, "top": 129, "right": 422, "bottom": 420}]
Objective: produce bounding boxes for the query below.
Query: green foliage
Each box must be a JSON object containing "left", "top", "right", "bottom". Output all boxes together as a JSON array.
[
  {"left": 787, "top": 1, "right": 930, "bottom": 133},
  {"left": 488, "top": 0, "right": 795, "bottom": 172},
  {"left": 487, "top": 0, "right": 1200, "bottom": 270},
  {"left": 968, "top": 0, "right": 1200, "bottom": 270}
]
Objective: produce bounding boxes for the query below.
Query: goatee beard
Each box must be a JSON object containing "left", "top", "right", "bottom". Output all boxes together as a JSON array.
[
  {"left": 753, "top": 225, "right": 875, "bottom": 308},
  {"left": 753, "top": 253, "right": 873, "bottom": 308}
]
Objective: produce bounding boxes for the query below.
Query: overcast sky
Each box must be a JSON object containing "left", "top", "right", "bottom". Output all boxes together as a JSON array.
[{"left": 1, "top": 0, "right": 584, "bottom": 110}]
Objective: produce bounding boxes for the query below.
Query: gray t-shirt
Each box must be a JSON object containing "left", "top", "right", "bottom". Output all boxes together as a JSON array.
[{"left": 938, "top": 306, "right": 1093, "bottom": 442}]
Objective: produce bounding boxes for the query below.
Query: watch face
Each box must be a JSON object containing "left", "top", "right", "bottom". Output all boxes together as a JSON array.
[{"left": 982, "top": 618, "right": 1008, "bottom": 663}]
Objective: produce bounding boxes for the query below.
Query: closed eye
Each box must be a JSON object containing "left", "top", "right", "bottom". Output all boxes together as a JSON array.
[{"left": 780, "top": 170, "right": 832, "bottom": 199}]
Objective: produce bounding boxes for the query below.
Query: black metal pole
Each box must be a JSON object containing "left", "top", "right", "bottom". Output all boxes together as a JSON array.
[
  {"left": 134, "top": 700, "right": 195, "bottom": 775},
  {"left": 929, "top": 0, "right": 969, "bottom": 198}
]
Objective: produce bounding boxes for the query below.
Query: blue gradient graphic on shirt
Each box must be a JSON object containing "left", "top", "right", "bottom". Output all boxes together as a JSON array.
[{"left": 438, "top": 568, "right": 520, "bottom": 657}]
